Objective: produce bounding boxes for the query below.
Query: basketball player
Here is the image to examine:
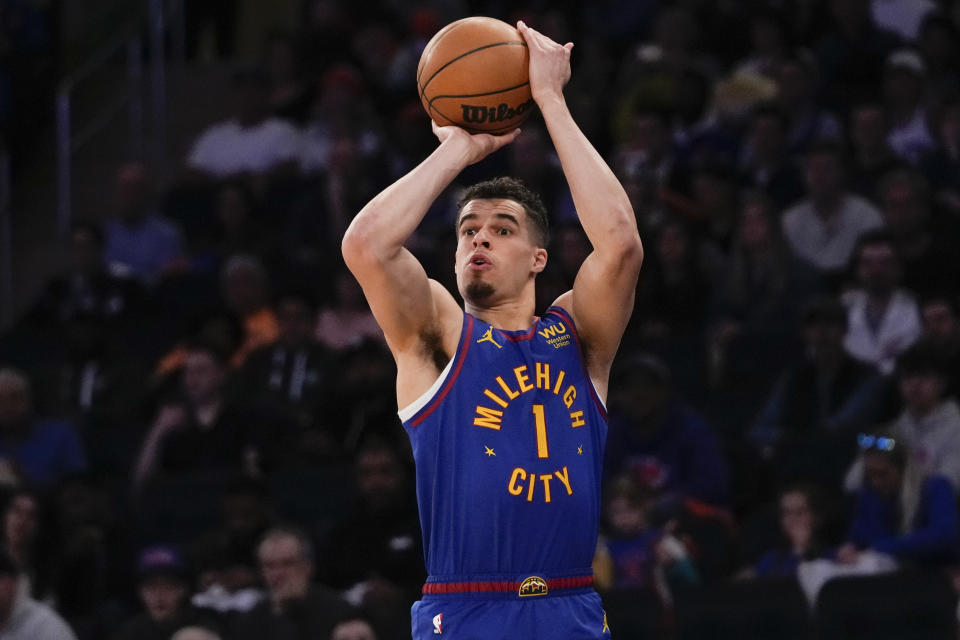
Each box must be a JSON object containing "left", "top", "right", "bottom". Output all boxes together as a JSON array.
[{"left": 341, "top": 21, "right": 643, "bottom": 639}]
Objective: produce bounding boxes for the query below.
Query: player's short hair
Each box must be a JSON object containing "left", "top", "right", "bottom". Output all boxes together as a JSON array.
[{"left": 457, "top": 177, "right": 550, "bottom": 248}]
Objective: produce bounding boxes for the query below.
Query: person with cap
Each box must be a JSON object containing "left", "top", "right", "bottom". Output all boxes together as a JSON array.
[
  {"left": 111, "top": 545, "right": 218, "bottom": 640},
  {"left": 751, "top": 294, "right": 888, "bottom": 453},
  {"left": 0, "top": 548, "right": 77, "bottom": 640},
  {"left": 883, "top": 48, "right": 936, "bottom": 164}
]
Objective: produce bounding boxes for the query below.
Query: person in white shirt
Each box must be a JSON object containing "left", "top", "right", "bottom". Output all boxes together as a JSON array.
[
  {"left": 781, "top": 142, "right": 884, "bottom": 278},
  {"left": 0, "top": 550, "right": 77, "bottom": 640},
  {"left": 883, "top": 49, "right": 936, "bottom": 164},
  {"left": 841, "top": 229, "right": 922, "bottom": 374},
  {"left": 187, "top": 67, "right": 302, "bottom": 180}
]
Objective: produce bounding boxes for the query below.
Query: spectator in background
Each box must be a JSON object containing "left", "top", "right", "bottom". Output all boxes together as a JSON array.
[
  {"left": 847, "top": 340, "right": 960, "bottom": 490},
  {"left": 231, "top": 525, "right": 354, "bottom": 640},
  {"left": 0, "top": 368, "right": 86, "bottom": 491},
  {"left": 774, "top": 52, "right": 843, "bottom": 155},
  {"left": 919, "top": 294, "right": 960, "bottom": 398},
  {"left": 28, "top": 222, "right": 144, "bottom": 332},
  {"left": 331, "top": 616, "right": 378, "bottom": 640},
  {"left": 750, "top": 484, "right": 832, "bottom": 578},
  {"left": 781, "top": 142, "right": 884, "bottom": 280},
  {"left": 838, "top": 431, "right": 959, "bottom": 567},
  {"left": 751, "top": 295, "right": 886, "bottom": 451},
  {"left": 876, "top": 167, "right": 959, "bottom": 298},
  {"left": 186, "top": 67, "right": 302, "bottom": 182},
  {"left": 0, "top": 548, "right": 77, "bottom": 640},
  {"left": 593, "top": 474, "right": 699, "bottom": 593},
  {"left": 842, "top": 230, "right": 922, "bottom": 375},
  {"left": 606, "top": 353, "right": 730, "bottom": 511},
  {"left": 883, "top": 49, "right": 937, "bottom": 164},
  {"left": 221, "top": 254, "right": 280, "bottom": 367},
  {"left": 739, "top": 106, "right": 805, "bottom": 209},
  {"left": 0, "top": 488, "right": 45, "bottom": 599},
  {"left": 133, "top": 341, "right": 257, "bottom": 491},
  {"left": 319, "top": 440, "right": 423, "bottom": 631},
  {"left": 846, "top": 99, "right": 900, "bottom": 199},
  {"left": 112, "top": 545, "right": 215, "bottom": 640},
  {"left": 241, "top": 290, "right": 336, "bottom": 460},
  {"left": 104, "top": 163, "right": 184, "bottom": 285},
  {"left": 922, "top": 98, "right": 960, "bottom": 215},
  {"left": 733, "top": 10, "right": 791, "bottom": 78}
]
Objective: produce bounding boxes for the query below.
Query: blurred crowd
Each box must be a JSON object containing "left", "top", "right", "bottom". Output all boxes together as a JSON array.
[{"left": 1, "top": 0, "right": 960, "bottom": 638}]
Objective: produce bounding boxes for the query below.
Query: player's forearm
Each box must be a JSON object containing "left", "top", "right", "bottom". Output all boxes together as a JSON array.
[
  {"left": 342, "top": 138, "right": 472, "bottom": 262},
  {"left": 539, "top": 96, "right": 642, "bottom": 260}
]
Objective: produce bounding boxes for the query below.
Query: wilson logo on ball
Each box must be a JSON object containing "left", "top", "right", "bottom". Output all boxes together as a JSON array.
[{"left": 460, "top": 99, "right": 534, "bottom": 125}]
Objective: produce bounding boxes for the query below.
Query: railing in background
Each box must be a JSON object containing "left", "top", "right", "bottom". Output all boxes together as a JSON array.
[
  {"left": 55, "top": 0, "right": 185, "bottom": 238},
  {"left": 0, "top": 148, "right": 11, "bottom": 328}
]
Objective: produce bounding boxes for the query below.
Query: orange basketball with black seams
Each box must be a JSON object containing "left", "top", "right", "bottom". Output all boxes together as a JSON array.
[{"left": 417, "top": 16, "right": 534, "bottom": 135}]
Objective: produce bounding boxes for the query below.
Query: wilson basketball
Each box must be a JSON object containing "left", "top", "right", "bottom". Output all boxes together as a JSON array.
[{"left": 417, "top": 17, "right": 533, "bottom": 135}]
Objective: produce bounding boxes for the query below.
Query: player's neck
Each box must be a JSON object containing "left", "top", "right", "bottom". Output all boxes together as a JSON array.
[{"left": 465, "top": 296, "right": 537, "bottom": 331}]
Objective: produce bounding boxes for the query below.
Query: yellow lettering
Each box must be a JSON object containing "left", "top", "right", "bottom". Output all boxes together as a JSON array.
[
  {"left": 527, "top": 474, "right": 536, "bottom": 502},
  {"left": 540, "top": 474, "right": 553, "bottom": 503},
  {"left": 514, "top": 365, "right": 534, "bottom": 393},
  {"left": 473, "top": 406, "right": 503, "bottom": 430},
  {"left": 563, "top": 385, "right": 577, "bottom": 409},
  {"left": 535, "top": 362, "right": 550, "bottom": 389},
  {"left": 496, "top": 376, "right": 520, "bottom": 400},
  {"left": 508, "top": 468, "right": 526, "bottom": 495},
  {"left": 538, "top": 326, "right": 557, "bottom": 339},
  {"left": 555, "top": 466, "right": 573, "bottom": 495},
  {"left": 553, "top": 369, "right": 566, "bottom": 395},
  {"left": 483, "top": 388, "right": 509, "bottom": 408},
  {"left": 570, "top": 410, "right": 586, "bottom": 428}
]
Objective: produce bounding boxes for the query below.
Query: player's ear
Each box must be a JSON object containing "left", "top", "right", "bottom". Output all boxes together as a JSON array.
[{"left": 532, "top": 247, "right": 547, "bottom": 273}]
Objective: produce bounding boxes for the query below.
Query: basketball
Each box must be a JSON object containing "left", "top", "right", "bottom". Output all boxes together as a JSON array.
[{"left": 417, "top": 17, "right": 533, "bottom": 135}]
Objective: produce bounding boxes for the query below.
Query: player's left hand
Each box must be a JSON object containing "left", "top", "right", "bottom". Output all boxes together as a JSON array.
[
  {"left": 517, "top": 20, "right": 572, "bottom": 106},
  {"left": 431, "top": 119, "right": 520, "bottom": 165}
]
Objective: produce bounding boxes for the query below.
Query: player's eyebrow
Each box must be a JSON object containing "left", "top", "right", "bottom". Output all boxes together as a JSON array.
[{"left": 457, "top": 212, "right": 520, "bottom": 229}]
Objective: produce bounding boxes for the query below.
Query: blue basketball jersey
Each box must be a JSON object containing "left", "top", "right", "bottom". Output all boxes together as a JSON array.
[{"left": 399, "top": 306, "right": 608, "bottom": 579}]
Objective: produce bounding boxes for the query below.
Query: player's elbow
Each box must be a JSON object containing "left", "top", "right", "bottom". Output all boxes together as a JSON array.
[
  {"left": 341, "top": 220, "right": 375, "bottom": 269},
  {"left": 612, "top": 229, "right": 644, "bottom": 274}
]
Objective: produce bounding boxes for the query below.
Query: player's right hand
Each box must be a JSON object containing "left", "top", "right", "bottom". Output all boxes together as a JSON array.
[{"left": 431, "top": 120, "right": 520, "bottom": 166}]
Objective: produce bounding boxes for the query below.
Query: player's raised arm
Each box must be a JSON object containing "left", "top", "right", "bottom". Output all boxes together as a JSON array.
[
  {"left": 517, "top": 21, "right": 644, "bottom": 397},
  {"left": 341, "top": 123, "right": 519, "bottom": 359}
]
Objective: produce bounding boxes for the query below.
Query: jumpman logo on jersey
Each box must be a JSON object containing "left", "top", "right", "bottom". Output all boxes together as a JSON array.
[{"left": 476, "top": 326, "right": 502, "bottom": 349}]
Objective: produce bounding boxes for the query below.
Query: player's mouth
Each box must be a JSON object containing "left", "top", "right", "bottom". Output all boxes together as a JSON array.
[{"left": 467, "top": 252, "right": 493, "bottom": 271}]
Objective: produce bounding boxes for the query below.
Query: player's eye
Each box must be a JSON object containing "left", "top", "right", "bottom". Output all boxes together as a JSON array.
[
  {"left": 498, "top": 228, "right": 510, "bottom": 236},
  {"left": 463, "top": 228, "right": 476, "bottom": 236}
]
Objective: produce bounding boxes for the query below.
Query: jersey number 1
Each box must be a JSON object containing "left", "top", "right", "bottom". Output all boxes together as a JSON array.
[{"left": 532, "top": 404, "right": 549, "bottom": 458}]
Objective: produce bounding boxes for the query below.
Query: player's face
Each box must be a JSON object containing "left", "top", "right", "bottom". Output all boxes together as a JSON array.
[{"left": 454, "top": 198, "right": 546, "bottom": 305}]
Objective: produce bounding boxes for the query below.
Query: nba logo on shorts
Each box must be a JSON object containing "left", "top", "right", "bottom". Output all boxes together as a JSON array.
[{"left": 433, "top": 613, "right": 443, "bottom": 634}]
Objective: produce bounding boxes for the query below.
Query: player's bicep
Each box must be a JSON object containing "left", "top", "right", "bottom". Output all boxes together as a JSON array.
[{"left": 343, "top": 245, "right": 445, "bottom": 353}]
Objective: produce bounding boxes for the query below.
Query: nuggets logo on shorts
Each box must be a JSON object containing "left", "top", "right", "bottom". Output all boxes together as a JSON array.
[{"left": 518, "top": 576, "right": 549, "bottom": 597}]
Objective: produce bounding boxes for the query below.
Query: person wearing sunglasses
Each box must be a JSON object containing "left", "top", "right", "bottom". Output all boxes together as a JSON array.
[{"left": 836, "top": 432, "right": 960, "bottom": 566}]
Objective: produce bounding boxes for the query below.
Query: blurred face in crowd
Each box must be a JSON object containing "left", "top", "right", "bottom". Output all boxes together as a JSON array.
[
  {"left": 0, "top": 375, "right": 30, "bottom": 431},
  {"left": 803, "top": 317, "right": 847, "bottom": 362},
  {"left": 880, "top": 179, "right": 926, "bottom": 236},
  {"left": 804, "top": 151, "right": 844, "bottom": 202},
  {"left": 4, "top": 494, "right": 38, "bottom": 549},
  {"left": 606, "top": 495, "right": 648, "bottom": 537},
  {"left": 922, "top": 300, "right": 958, "bottom": 341},
  {"left": 277, "top": 298, "right": 316, "bottom": 347},
  {"left": 779, "top": 490, "right": 815, "bottom": 552},
  {"left": 139, "top": 574, "right": 187, "bottom": 622},
  {"left": 856, "top": 242, "right": 899, "bottom": 295},
  {"left": 114, "top": 163, "right": 151, "bottom": 223},
  {"left": 258, "top": 533, "right": 312, "bottom": 604},
  {"left": 183, "top": 350, "right": 227, "bottom": 406},
  {"left": 70, "top": 227, "right": 103, "bottom": 276},
  {"left": 899, "top": 369, "right": 946, "bottom": 415},
  {"left": 356, "top": 448, "right": 406, "bottom": 512},
  {"left": 851, "top": 105, "right": 887, "bottom": 153},
  {"left": 863, "top": 452, "right": 903, "bottom": 496},
  {"left": 332, "top": 619, "right": 378, "bottom": 640},
  {"left": 738, "top": 200, "right": 774, "bottom": 251}
]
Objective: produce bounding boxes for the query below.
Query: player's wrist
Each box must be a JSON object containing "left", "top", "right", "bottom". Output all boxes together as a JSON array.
[{"left": 534, "top": 92, "right": 567, "bottom": 115}]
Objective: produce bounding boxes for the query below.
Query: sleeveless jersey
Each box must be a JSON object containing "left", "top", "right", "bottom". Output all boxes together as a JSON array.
[{"left": 399, "top": 306, "right": 608, "bottom": 579}]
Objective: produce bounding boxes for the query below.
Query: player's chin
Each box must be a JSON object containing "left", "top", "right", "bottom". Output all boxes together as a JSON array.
[{"left": 465, "top": 281, "right": 496, "bottom": 302}]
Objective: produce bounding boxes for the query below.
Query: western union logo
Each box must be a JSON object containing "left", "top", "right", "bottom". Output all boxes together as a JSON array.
[
  {"left": 518, "top": 576, "right": 549, "bottom": 597},
  {"left": 538, "top": 323, "right": 571, "bottom": 348}
]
